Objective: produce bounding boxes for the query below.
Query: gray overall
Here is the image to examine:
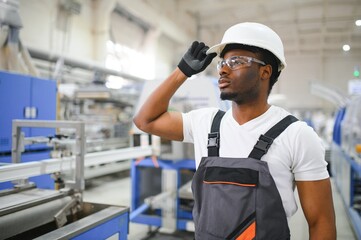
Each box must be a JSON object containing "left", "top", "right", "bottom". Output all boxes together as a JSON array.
[{"left": 191, "top": 110, "right": 298, "bottom": 240}]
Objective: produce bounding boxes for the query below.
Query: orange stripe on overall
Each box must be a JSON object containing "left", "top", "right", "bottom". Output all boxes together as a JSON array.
[{"left": 236, "top": 221, "right": 256, "bottom": 240}]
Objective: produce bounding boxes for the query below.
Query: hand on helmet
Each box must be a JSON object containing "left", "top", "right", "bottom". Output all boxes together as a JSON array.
[{"left": 178, "top": 41, "right": 217, "bottom": 77}]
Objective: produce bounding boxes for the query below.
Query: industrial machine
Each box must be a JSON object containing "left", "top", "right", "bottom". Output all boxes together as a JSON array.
[
  {"left": 1, "top": 0, "right": 147, "bottom": 184},
  {"left": 331, "top": 97, "right": 361, "bottom": 240},
  {"left": 58, "top": 82, "right": 139, "bottom": 179},
  {"left": 129, "top": 156, "right": 196, "bottom": 233},
  {"left": 341, "top": 96, "right": 361, "bottom": 162},
  {"left": 0, "top": 120, "right": 136, "bottom": 240},
  {"left": 310, "top": 80, "right": 361, "bottom": 239},
  {"left": 129, "top": 76, "right": 229, "bottom": 234},
  {"left": 0, "top": 70, "right": 57, "bottom": 189},
  {"left": 0, "top": 69, "right": 141, "bottom": 185}
]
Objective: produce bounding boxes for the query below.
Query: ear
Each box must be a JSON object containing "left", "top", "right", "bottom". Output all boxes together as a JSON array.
[{"left": 260, "top": 64, "right": 272, "bottom": 81}]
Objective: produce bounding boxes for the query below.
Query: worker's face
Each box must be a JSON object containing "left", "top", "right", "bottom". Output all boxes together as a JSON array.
[{"left": 218, "top": 49, "right": 263, "bottom": 104}]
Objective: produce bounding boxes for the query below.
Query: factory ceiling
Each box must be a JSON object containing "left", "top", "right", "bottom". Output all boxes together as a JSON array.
[{"left": 140, "top": 0, "right": 361, "bottom": 56}]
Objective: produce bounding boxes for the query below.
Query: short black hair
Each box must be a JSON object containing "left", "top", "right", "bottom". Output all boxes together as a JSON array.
[{"left": 221, "top": 44, "right": 281, "bottom": 95}]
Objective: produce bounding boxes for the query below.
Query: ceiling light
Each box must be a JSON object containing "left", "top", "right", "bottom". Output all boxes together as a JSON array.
[
  {"left": 343, "top": 44, "right": 351, "bottom": 51},
  {"left": 356, "top": 20, "right": 361, "bottom": 26}
]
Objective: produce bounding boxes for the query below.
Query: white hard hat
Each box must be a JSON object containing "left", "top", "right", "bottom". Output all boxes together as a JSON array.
[{"left": 207, "top": 22, "right": 286, "bottom": 71}]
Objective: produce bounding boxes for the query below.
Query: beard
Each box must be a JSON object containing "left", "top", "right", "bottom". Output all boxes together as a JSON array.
[
  {"left": 220, "top": 84, "right": 260, "bottom": 105},
  {"left": 220, "top": 92, "right": 238, "bottom": 101}
]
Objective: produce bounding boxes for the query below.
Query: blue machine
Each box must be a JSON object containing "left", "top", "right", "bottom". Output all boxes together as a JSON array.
[
  {"left": 332, "top": 107, "right": 346, "bottom": 146},
  {"left": 0, "top": 70, "right": 57, "bottom": 189},
  {"left": 130, "top": 157, "right": 195, "bottom": 231},
  {"left": 331, "top": 105, "right": 361, "bottom": 239}
]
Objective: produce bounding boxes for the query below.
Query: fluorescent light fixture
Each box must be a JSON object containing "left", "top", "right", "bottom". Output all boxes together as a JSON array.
[{"left": 355, "top": 20, "right": 361, "bottom": 26}]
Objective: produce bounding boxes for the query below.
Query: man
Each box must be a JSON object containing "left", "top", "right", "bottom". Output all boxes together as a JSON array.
[{"left": 133, "top": 22, "right": 336, "bottom": 239}]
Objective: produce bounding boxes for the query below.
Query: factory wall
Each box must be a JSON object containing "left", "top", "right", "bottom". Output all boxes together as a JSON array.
[
  {"left": 19, "top": 1, "right": 95, "bottom": 61},
  {"left": 280, "top": 53, "right": 360, "bottom": 110}
]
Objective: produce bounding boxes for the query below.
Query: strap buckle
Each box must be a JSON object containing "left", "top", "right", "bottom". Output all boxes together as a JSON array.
[
  {"left": 254, "top": 134, "right": 273, "bottom": 154},
  {"left": 207, "top": 132, "right": 219, "bottom": 148}
]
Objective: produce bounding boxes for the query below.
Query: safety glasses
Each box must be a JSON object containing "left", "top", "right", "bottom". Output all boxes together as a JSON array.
[{"left": 217, "top": 56, "right": 266, "bottom": 71}]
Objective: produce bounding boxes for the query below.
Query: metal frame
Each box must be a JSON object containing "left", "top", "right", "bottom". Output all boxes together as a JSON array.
[
  {"left": 11, "top": 120, "right": 85, "bottom": 191},
  {"left": 130, "top": 158, "right": 195, "bottom": 232}
]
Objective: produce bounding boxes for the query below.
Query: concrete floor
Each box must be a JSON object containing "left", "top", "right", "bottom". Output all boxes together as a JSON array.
[{"left": 83, "top": 172, "right": 357, "bottom": 240}]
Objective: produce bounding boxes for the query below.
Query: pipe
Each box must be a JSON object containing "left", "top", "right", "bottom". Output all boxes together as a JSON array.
[
  {"left": 19, "top": 39, "right": 39, "bottom": 76},
  {"left": 129, "top": 202, "right": 150, "bottom": 221},
  {"left": 27, "top": 46, "right": 147, "bottom": 83},
  {"left": 310, "top": 81, "right": 349, "bottom": 108}
]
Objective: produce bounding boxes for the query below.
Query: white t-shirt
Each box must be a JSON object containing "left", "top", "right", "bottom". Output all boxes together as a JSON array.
[{"left": 182, "top": 105, "right": 329, "bottom": 217}]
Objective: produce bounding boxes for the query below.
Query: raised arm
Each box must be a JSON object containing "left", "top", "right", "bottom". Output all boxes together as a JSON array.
[
  {"left": 296, "top": 178, "right": 336, "bottom": 240},
  {"left": 133, "top": 68, "right": 187, "bottom": 141},
  {"left": 133, "top": 41, "right": 216, "bottom": 141}
]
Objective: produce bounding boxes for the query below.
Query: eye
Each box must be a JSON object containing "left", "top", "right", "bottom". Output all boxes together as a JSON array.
[
  {"left": 220, "top": 60, "right": 226, "bottom": 68},
  {"left": 228, "top": 58, "right": 240, "bottom": 67},
  {"left": 233, "top": 57, "right": 247, "bottom": 65}
]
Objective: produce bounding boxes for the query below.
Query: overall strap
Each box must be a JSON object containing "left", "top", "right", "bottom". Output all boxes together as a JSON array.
[
  {"left": 207, "top": 110, "right": 226, "bottom": 157},
  {"left": 248, "top": 115, "right": 298, "bottom": 160}
]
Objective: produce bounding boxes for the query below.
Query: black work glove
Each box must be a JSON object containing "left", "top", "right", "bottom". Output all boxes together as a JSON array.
[{"left": 178, "top": 41, "right": 217, "bottom": 77}]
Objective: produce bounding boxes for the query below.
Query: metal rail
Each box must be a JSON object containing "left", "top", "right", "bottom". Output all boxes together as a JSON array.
[{"left": 1, "top": 146, "right": 152, "bottom": 183}]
